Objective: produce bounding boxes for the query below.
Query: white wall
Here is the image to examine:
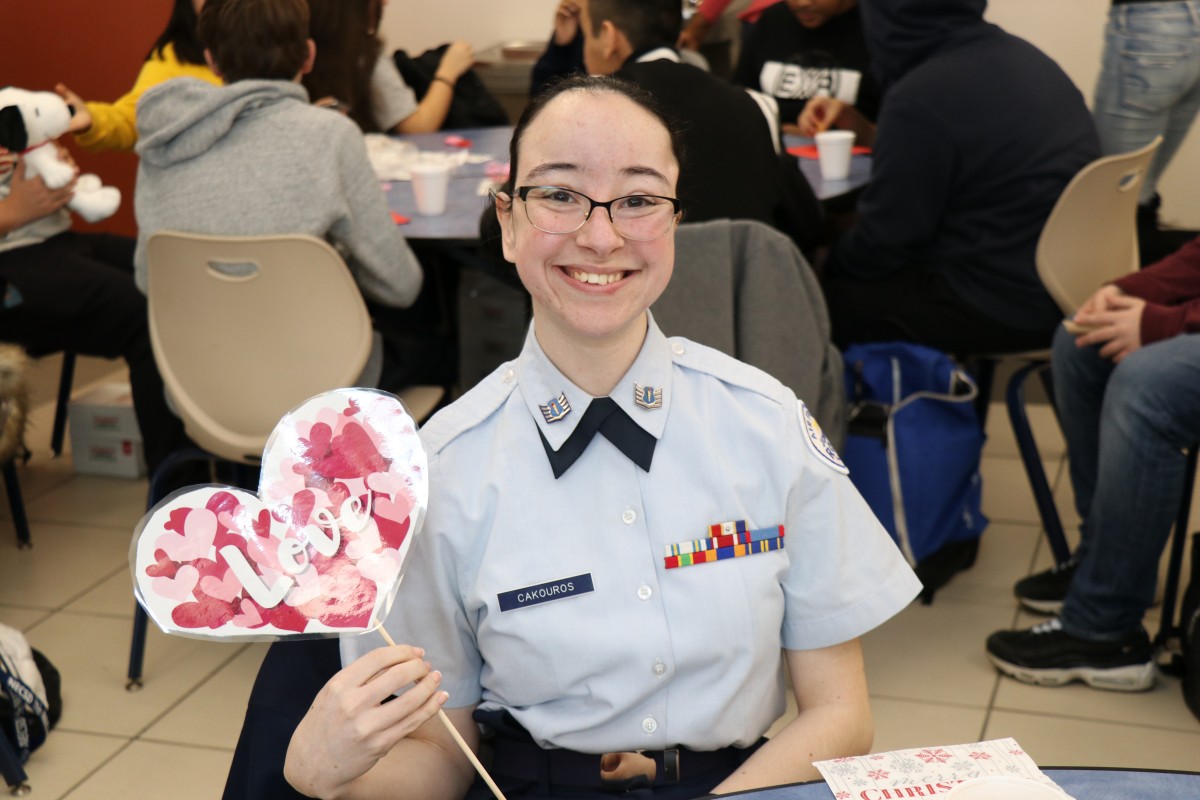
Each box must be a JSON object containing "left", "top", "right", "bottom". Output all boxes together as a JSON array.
[
  {"left": 379, "top": 0, "right": 558, "bottom": 54},
  {"left": 380, "top": 0, "right": 1200, "bottom": 228}
]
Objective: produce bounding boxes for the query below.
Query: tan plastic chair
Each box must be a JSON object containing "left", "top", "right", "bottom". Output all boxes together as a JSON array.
[
  {"left": 1036, "top": 135, "right": 1162, "bottom": 315},
  {"left": 130, "top": 231, "right": 442, "bottom": 690},
  {"left": 146, "top": 231, "right": 374, "bottom": 463},
  {"left": 1006, "top": 135, "right": 1162, "bottom": 566}
]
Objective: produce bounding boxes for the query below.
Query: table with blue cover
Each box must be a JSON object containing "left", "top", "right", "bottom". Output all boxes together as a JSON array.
[
  {"left": 718, "top": 768, "right": 1200, "bottom": 800},
  {"left": 783, "top": 135, "right": 873, "bottom": 203},
  {"left": 383, "top": 127, "right": 513, "bottom": 242}
]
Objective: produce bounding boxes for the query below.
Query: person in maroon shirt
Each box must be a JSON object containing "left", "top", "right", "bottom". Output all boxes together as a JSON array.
[{"left": 986, "top": 239, "right": 1200, "bottom": 692}]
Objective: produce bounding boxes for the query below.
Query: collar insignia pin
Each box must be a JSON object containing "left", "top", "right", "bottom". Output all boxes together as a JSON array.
[
  {"left": 634, "top": 383, "right": 663, "bottom": 410},
  {"left": 540, "top": 392, "right": 572, "bottom": 423}
]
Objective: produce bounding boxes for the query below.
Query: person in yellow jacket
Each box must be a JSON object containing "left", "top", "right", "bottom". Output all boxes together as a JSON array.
[{"left": 56, "top": 0, "right": 221, "bottom": 152}]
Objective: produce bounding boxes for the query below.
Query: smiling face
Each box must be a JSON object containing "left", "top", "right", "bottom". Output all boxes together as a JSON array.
[{"left": 497, "top": 89, "right": 679, "bottom": 359}]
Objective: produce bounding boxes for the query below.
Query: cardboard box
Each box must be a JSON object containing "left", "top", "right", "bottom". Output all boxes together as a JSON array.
[{"left": 69, "top": 383, "right": 146, "bottom": 479}]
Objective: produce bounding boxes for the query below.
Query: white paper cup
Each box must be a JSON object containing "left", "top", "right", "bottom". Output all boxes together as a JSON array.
[
  {"left": 815, "top": 130, "right": 856, "bottom": 181},
  {"left": 945, "top": 776, "right": 1063, "bottom": 800},
  {"left": 410, "top": 162, "right": 452, "bottom": 216}
]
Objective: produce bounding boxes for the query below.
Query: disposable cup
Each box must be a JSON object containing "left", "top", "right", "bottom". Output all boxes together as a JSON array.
[
  {"left": 410, "top": 162, "right": 452, "bottom": 216},
  {"left": 815, "top": 130, "right": 856, "bottom": 181},
  {"left": 945, "top": 776, "right": 1064, "bottom": 800}
]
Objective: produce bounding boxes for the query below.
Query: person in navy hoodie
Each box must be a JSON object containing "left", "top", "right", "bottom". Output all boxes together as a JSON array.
[{"left": 811, "top": 0, "right": 1100, "bottom": 356}]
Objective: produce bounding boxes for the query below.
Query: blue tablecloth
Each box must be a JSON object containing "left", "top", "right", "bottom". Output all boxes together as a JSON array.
[
  {"left": 721, "top": 768, "right": 1200, "bottom": 800},
  {"left": 383, "top": 127, "right": 512, "bottom": 242}
]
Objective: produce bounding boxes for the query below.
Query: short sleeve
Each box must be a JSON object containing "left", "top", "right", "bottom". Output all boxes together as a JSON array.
[
  {"left": 369, "top": 53, "right": 419, "bottom": 132},
  {"left": 779, "top": 399, "right": 921, "bottom": 649}
]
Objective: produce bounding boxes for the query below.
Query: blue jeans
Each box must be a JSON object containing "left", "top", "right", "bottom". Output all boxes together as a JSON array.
[
  {"left": 1054, "top": 326, "right": 1200, "bottom": 639},
  {"left": 1093, "top": 1, "right": 1200, "bottom": 204}
]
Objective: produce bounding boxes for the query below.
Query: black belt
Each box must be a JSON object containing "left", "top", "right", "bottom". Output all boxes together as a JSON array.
[{"left": 477, "top": 709, "right": 763, "bottom": 792}]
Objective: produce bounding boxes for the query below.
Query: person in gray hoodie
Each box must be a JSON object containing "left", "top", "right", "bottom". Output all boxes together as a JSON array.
[{"left": 133, "top": 0, "right": 422, "bottom": 312}]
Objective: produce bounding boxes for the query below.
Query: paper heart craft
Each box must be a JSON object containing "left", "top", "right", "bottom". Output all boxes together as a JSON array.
[{"left": 131, "top": 388, "right": 428, "bottom": 640}]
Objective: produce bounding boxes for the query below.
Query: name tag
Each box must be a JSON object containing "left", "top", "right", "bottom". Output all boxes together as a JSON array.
[{"left": 498, "top": 573, "right": 594, "bottom": 612}]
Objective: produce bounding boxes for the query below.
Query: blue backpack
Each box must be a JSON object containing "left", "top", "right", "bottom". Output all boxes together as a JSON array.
[{"left": 841, "top": 342, "right": 987, "bottom": 600}]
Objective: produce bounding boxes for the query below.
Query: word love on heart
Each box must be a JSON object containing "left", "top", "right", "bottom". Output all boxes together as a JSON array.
[{"left": 131, "top": 389, "right": 428, "bottom": 640}]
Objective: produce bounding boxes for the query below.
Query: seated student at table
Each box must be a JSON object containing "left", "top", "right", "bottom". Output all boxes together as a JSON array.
[
  {"left": 280, "top": 74, "right": 920, "bottom": 800},
  {"left": 987, "top": 240, "right": 1200, "bottom": 692},
  {"left": 56, "top": 0, "right": 221, "bottom": 152},
  {"left": 303, "top": 0, "right": 474, "bottom": 134},
  {"left": 808, "top": 0, "right": 1099, "bottom": 356},
  {"left": 732, "top": 0, "right": 881, "bottom": 135},
  {"left": 133, "top": 0, "right": 422, "bottom": 316},
  {"left": 577, "top": 0, "right": 823, "bottom": 256},
  {"left": 0, "top": 148, "right": 189, "bottom": 482}
]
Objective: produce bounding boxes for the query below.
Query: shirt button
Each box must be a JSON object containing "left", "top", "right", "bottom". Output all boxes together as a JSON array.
[
  {"left": 671, "top": 342, "right": 686, "bottom": 356},
  {"left": 502, "top": 368, "right": 515, "bottom": 383},
  {"left": 621, "top": 507, "right": 637, "bottom": 525},
  {"left": 637, "top": 584, "right": 653, "bottom": 601},
  {"left": 642, "top": 717, "right": 658, "bottom": 734},
  {"left": 653, "top": 659, "right": 667, "bottom": 677}
]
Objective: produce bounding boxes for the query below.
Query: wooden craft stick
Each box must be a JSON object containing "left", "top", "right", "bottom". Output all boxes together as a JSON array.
[{"left": 377, "top": 628, "right": 508, "bottom": 800}]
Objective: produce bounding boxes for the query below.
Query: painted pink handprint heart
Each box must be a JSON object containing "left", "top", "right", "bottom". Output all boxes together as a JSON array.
[{"left": 132, "top": 389, "right": 428, "bottom": 640}]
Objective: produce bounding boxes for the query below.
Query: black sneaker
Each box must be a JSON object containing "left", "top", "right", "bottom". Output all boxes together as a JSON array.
[
  {"left": 986, "top": 618, "right": 1156, "bottom": 691},
  {"left": 1013, "top": 560, "right": 1077, "bottom": 614}
]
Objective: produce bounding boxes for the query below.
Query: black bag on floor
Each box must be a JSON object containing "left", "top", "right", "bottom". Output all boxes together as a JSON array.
[
  {"left": 0, "top": 627, "right": 61, "bottom": 763},
  {"left": 393, "top": 45, "right": 509, "bottom": 129}
]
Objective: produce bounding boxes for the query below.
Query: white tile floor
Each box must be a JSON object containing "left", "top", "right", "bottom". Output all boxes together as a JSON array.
[{"left": 2, "top": 354, "right": 1198, "bottom": 799}]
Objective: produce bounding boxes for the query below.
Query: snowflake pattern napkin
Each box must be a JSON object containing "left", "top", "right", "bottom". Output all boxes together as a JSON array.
[{"left": 814, "top": 738, "right": 1070, "bottom": 799}]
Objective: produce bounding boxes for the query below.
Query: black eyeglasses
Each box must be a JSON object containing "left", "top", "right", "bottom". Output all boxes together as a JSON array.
[{"left": 511, "top": 186, "right": 682, "bottom": 241}]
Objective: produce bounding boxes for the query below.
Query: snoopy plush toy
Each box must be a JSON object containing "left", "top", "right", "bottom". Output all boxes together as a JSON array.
[{"left": 0, "top": 87, "right": 120, "bottom": 223}]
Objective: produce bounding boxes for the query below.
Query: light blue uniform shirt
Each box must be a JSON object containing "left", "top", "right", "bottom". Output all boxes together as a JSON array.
[{"left": 343, "top": 315, "right": 920, "bottom": 753}]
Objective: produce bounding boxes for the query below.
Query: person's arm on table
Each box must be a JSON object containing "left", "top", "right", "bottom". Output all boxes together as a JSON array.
[
  {"left": 284, "top": 644, "right": 477, "bottom": 800},
  {"left": 797, "top": 97, "right": 876, "bottom": 146},
  {"left": 391, "top": 41, "right": 475, "bottom": 134},
  {"left": 712, "top": 641, "right": 872, "bottom": 794},
  {"left": 328, "top": 125, "right": 423, "bottom": 307}
]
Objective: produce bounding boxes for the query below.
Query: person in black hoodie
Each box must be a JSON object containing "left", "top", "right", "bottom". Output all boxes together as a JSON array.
[
  {"left": 733, "top": 0, "right": 882, "bottom": 133},
  {"left": 817, "top": 0, "right": 1100, "bottom": 356}
]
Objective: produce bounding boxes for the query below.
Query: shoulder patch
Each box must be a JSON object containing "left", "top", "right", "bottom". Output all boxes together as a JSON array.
[{"left": 798, "top": 400, "right": 848, "bottom": 474}]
